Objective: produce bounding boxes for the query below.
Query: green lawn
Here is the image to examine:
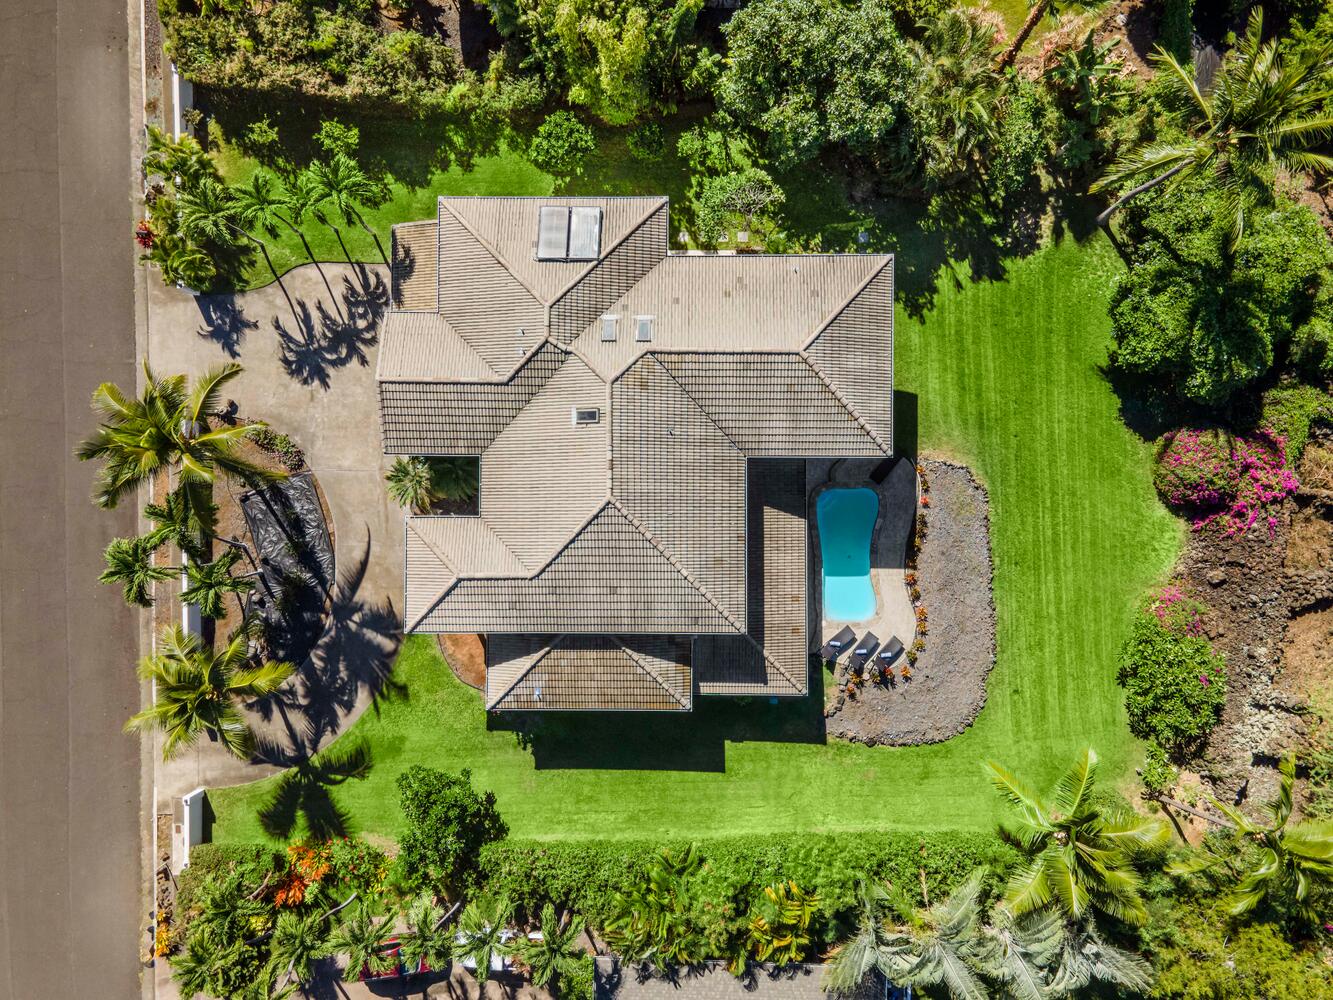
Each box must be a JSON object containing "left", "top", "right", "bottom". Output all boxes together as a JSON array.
[{"left": 209, "top": 225, "right": 1180, "bottom": 845}]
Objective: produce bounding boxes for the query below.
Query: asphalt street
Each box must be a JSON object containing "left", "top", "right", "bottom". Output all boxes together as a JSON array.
[{"left": 0, "top": 0, "right": 144, "bottom": 996}]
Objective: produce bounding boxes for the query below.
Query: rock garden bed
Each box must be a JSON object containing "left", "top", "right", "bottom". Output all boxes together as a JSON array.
[{"left": 825, "top": 457, "right": 997, "bottom": 746}]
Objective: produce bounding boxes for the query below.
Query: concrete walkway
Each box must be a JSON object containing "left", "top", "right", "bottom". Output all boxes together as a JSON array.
[{"left": 146, "top": 262, "right": 404, "bottom": 804}]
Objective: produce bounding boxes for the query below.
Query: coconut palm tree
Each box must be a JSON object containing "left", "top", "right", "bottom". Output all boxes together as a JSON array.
[
  {"left": 331, "top": 902, "right": 397, "bottom": 982},
  {"left": 995, "top": 0, "right": 1091, "bottom": 71},
  {"left": 398, "top": 895, "right": 457, "bottom": 975},
  {"left": 145, "top": 485, "right": 214, "bottom": 561},
  {"left": 125, "top": 625, "right": 294, "bottom": 760},
  {"left": 268, "top": 909, "right": 335, "bottom": 989},
  {"left": 518, "top": 903, "right": 586, "bottom": 992},
  {"left": 1046, "top": 918, "right": 1153, "bottom": 995},
  {"left": 100, "top": 534, "right": 175, "bottom": 608},
  {"left": 457, "top": 894, "right": 514, "bottom": 985},
  {"left": 883, "top": 869, "right": 988, "bottom": 1000},
  {"left": 824, "top": 881, "right": 906, "bottom": 992},
  {"left": 1093, "top": 8, "right": 1333, "bottom": 241},
  {"left": 182, "top": 547, "right": 256, "bottom": 619},
  {"left": 986, "top": 749, "right": 1169, "bottom": 925},
  {"left": 76, "top": 361, "right": 280, "bottom": 510},
  {"left": 385, "top": 456, "right": 436, "bottom": 513},
  {"left": 1168, "top": 753, "right": 1333, "bottom": 924}
]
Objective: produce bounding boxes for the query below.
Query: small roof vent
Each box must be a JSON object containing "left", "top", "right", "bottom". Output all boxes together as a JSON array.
[
  {"left": 634, "top": 315, "right": 654, "bottom": 343},
  {"left": 535, "top": 206, "right": 603, "bottom": 261},
  {"left": 572, "top": 406, "right": 601, "bottom": 426}
]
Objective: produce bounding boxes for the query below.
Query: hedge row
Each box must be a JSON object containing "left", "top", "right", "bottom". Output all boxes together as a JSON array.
[{"left": 479, "top": 831, "right": 1019, "bottom": 923}]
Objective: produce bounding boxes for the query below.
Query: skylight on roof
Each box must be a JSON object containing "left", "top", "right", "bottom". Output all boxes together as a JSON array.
[
  {"left": 535, "top": 206, "right": 602, "bottom": 261},
  {"left": 572, "top": 406, "right": 601, "bottom": 426},
  {"left": 601, "top": 315, "right": 619, "bottom": 342},
  {"left": 634, "top": 315, "right": 654, "bottom": 342}
]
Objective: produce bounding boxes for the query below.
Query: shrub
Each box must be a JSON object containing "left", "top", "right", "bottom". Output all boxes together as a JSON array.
[
  {"left": 626, "top": 121, "right": 665, "bottom": 161},
  {"left": 1154, "top": 428, "right": 1299, "bottom": 535},
  {"left": 396, "top": 765, "right": 508, "bottom": 895},
  {"left": 1260, "top": 383, "right": 1333, "bottom": 464},
  {"left": 693, "top": 168, "right": 785, "bottom": 247},
  {"left": 563, "top": 954, "right": 596, "bottom": 1000},
  {"left": 243, "top": 116, "right": 282, "bottom": 159},
  {"left": 1118, "top": 602, "right": 1226, "bottom": 755},
  {"left": 478, "top": 831, "right": 1017, "bottom": 926},
  {"left": 1141, "top": 743, "right": 1179, "bottom": 794},
  {"left": 177, "top": 842, "right": 284, "bottom": 912},
  {"left": 315, "top": 118, "right": 359, "bottom": 157},
  {"left": 528, "top": 111, "right": 597, "bottom": 176}
]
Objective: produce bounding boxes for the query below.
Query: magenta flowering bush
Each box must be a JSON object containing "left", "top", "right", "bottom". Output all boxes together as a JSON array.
[
  {"left": 1147, "top": 585, "right": 1206, "bottom": 637},
  {"left": 1153, "top": 428, "right": 1299, "bottom": 536}
]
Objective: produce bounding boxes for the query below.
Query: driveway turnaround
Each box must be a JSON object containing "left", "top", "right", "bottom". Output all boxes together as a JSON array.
[{"left": 0, "top": 0, "right": 143, "bottom": 996}]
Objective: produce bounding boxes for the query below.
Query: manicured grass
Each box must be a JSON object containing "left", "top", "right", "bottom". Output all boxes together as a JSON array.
[{"left": 208, "top": 230, "right": 1180, "bottom": 845}]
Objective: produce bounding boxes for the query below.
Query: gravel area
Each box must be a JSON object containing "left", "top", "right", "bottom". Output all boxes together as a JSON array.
[{"left": 825, "top": 457, "right": 997, "bottom": 745}]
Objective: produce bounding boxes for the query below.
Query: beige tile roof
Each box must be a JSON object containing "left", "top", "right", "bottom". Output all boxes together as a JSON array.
[
  {"left": 486, "top": 635, "right": 692, "bottom": 711},
  {"left": 390, "top": 220, "right": 438, "bottom": 311},
  {"left": 379, "top": 197, "right": 894, "bottom": 708}
]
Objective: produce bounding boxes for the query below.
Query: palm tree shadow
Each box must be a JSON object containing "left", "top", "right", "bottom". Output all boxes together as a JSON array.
[
  {"left": 274, "top": 266, "right": 387, "bottom": 389},
  {"left": 257, "top": 738, "right": 372, "bottom": 841},
  {"left": 247, "top": 527, "right": 405, "bottom": 767},
  {"left": 196, "top": 297, "right": 260, "bottom": 358}
]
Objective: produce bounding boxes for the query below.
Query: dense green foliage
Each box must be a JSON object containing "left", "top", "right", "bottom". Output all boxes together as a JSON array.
[
  {"left": 1118, "top": 611, "right": 1226, "bottom": 755},
  {"left": 693, "top": 167, "right": 784, "bottom": 246},
  {"left": 1108, "top": 179, "right": 1333, "bottom": 406},
  {"left": 395, "top": 766, "right": 508, "bottom": 896},
  {"left": 485, "top": 0, "right": 714, "bottom": 123},
  {"left": 163, "top": 1, "right": 464, "bottom": 111},
  {"left": 528, "top": 111, "right": 597, "bottom": 176}
]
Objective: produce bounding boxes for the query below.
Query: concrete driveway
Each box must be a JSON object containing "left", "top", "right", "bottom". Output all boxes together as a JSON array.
[{"left": 146, "top": 262, "right": 405, "bottom": 801}]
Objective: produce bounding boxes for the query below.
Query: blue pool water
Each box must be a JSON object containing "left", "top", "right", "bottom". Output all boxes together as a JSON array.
[{"left": 817, "top": 487, "right": 879, "bottom": 622}]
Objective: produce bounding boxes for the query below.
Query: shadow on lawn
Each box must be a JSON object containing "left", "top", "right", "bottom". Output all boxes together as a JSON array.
[{"left": 489, "top": 661, "right": 828, "bottom": 772}]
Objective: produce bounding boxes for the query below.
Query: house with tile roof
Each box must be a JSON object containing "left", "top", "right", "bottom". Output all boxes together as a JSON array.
[{"left": 377, "top": 196, "right": 893, "bottom": 712}]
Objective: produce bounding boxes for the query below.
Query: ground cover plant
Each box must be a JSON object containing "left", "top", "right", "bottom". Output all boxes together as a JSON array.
[{"left": 209, "top": 232, "right": 1179, "bottom": 844}]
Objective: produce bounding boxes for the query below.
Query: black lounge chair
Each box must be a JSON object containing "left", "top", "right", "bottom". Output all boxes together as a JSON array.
[
  {"left": 849, "top": 632, "right": 880, "bottom": 673},
  {"left": 819, "top": 625, "right": 856, "bottom": 662},
  {"left": 877, "top": 636, "right": 905, "bottom": 665}
]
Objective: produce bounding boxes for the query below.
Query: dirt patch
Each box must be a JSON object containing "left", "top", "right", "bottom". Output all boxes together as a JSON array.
[
  {"left": 439, "top": 633, "right": 486, "bottom": 689},
  {"left": 1284, "top": 605, "right": 1333, "bottom": 713},
  {"left": 824, "top": 457, "right": 997, "bottom": 746}
]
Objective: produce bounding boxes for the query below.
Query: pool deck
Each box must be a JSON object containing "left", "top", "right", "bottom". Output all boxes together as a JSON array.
[{"left": 808, "top": 457, "right": 918, "bottom": 665}]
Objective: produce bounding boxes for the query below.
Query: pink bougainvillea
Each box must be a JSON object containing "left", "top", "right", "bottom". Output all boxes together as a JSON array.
[
  {"left": 1147, "top": 584, "right": 1206, "bottom": 637},
  {"left": 1153, "top": 428, "right": 1298, "bottom": 537}
]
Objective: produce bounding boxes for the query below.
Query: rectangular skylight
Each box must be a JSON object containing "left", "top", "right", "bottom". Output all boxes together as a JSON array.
[
  {"left": 572, "top": 407, "right": 601, "bottom": 426},
  {"left": 536, "top": 206, "right": 570, "bottom": 260},
  {"left": 568, "top": 207, "right": 603, "bottom": 259},
  {"left": 634, "top": 315, "right": 654, "bottom": 342},
  {"left": 601, "top": 315, "right": 618, "bottom": 342}
]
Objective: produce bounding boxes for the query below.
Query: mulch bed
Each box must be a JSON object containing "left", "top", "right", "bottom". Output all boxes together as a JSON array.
[
  {"left": 438, "top": 633, "right": 486, "bottom": 689},
  {"left": 824, "top": 457, "right": 997, "bottom": 746}
]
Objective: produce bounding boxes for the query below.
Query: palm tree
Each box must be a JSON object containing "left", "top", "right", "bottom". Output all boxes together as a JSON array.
[
  {"left": 142, "top": 124, "right": 212, "bottom": 189},
  {"left": 231, "top": 172, "right": 304, "bottom": 244},
  {"left": 145, "top": 485, "right": 215, "bottom": 561},
  {"left": 398, "top": 895, "right": 457, "bottom": 975},
  {"left": 125, "top": 625, "right": 294, "bottom": 760},
  {"left": 971, "top": 906, "right": 1064, "bottom": 1000},
  {"left": 100, "top": 535, "right": 175, "bottom": 607},
  {"left": 304, "top": 153, "right": 381, "bottom": 239},
  {"left": 430, "top": 456, "right": 479, "bottom": 502},
  {"left": 182, "top": 547, "right": 256, "bottom": 619},
  {"left": 995, "top": 0, "right": 1090, "bottom": 71},
  {"left": 518, "top": 903, "right": 586, "bottom": 992},
  {"left": 457, "top": 894, "right": 514, "bottom": 985},
  {"left": 157, "top": 235, "right": 217, "bottom": 290},
  {"left": 385, "top": 456, "right": 436, "bottom": 513},
  {"left": 1168, "top": 753, "right": 1333, "bottom": 924},
  {"left": 1046, "top": 918, "right": 1153, "bottom": 996},
  {"left": 76, "top": 361, "right": 280, "bottom": 510},
  {"left": 177, "top": 176, "right": 242, "bottom": 250},
  {"left": 882, "top": 870, "right": 988, "bottom": 1000},
  {"left": 280, "top": 172, "right": 325, "bottom": 263},
  {"left": 1093, "top": 8, "right": 1333, "bottom": 241},
  {"left": 268, "top": 909, "right": 335, "bottom": 989},
  {"left": 331, "top": 902, "right": 397, "bottom": 981},
  {"left": 824, "top": 881, "right": 903, "bottom": 992},
  {"left": 986, "top": 748, "right": 1168, "bottom": 925}
]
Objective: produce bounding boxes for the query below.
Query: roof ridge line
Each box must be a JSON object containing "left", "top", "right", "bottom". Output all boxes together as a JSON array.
[
  {"left": 615, "top": 638, "right": 690, "bottom": 709},
  {"left": 548, "top": 197, "right": 669, "bottom": 307},
  {"left": 800, "top": 354, "right": 891, "bottom": 454},
  {"left": 487, "top": 638, "right": 558, "bottom": 708},
  {"left": 643, "top": 354, "right": 747, "bottom": 455},
  {"left": 748, "top": 633, "right": 805, "bottom": 691},
  {"left": 799, "top": 256, "right": 891, "bottom": 352},
  {"left": 608, "top": 498, "right": 744, "bottom": 634},
  {"left": 375, "top": 311, "right": 500, "bottom": 383},
  {"left": 438, "top": 199, "right": 550, "bottom": 308}
]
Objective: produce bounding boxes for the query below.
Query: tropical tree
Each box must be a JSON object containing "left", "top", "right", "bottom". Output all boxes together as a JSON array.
[
  {"left": 1093, "top": 8, "right": 1333, "bottom": 240},
  {"left": 882, "top": 870, "right": 988, "bottom": 1000},
  {"left": 995, "top": 0, "right": 1090, "bottom": 71},
  {"left": 602, "top": 843, "right": 712, "bottom": 967},
  {"left": 1047, "top": 30, "right": 1127, "bottom": 127},
  {"left": 268, "top": 909, "right": 335, "bottom": 989},
  {"left": 398, "top": 895, "right": 457, "bottom": 975},
  {"left": 824, "top": 881, "right": 900, "bottom": 992},
  {"left": 181, "top": 547, "right": 256, "bottom": 618},
  {"left": 745, "top": 881, "right": 820, "bottom": 966},
  {"left": 231, "top": 172, "right": 306, "bottom": 245},
  {"left": 304, "top": 153, "right": 382, "bottom": 240},
  {"left": 331, "top": 903, "right": 397, "bottom": 982},
  {"left": 100, "top": 534, "right": 175, "bottom": 607},
  {"left": 1168, "top": 753, "right": 1333, "bottom": 924},
  {"left": 144, "top": 485, "right": 214, "bottom": 560},
  {"left": 456, "top": 894, "right": 514, "bottom": 985},
  {"left": 142, "top": 124, "right": 212, "bottom": 189},
  {"left": 430, "top": 456, "right": 479, "bottom": 502},
  {"left": 385, "top": 456, "right": 437, "bottom": 513},
  {"left": 177, "top": 176, "right": 242, "bottom": 250},
  {"left": 518, "top": 903, "right": 586, "bottom": 992},
  {"left": 986, "top": 748, "right": 1168, "bottom": 924},
  {"left": 1046, "top": 918, "right": 1153, "bottom": 996},
  {"left": 77, "top": 361, "right": 280, "bottom": 510},
  {"left": 125, "top": 625, "right": 294, "bottom": 760}
]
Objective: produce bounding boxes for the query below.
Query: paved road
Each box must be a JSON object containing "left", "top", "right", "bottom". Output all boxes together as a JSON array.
[{"left": 0, "top": 0, "right": 144, "bottom": 996}]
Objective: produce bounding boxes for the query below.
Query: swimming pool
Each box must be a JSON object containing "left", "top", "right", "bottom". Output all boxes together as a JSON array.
[{"left": 817, "top": 487, "right": 879, "bottom": 622}]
